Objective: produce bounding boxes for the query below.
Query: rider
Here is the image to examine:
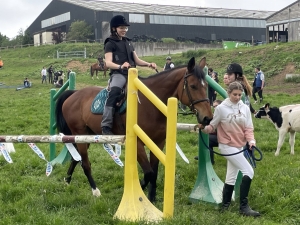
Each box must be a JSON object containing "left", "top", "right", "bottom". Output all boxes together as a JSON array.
[
  {"left": 163, "top": 56, "right": 175, "bottom": 71},
  {"left": 98, "top": 54, "right": 104, "bottom": 69},
  {"left": 101, "top": 15, "right": 157, "bottom": 135}
]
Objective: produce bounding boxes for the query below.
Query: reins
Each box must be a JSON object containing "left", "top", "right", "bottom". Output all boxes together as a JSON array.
[{"left": 199, "top": 131, "right": 263, "bottom": 168}]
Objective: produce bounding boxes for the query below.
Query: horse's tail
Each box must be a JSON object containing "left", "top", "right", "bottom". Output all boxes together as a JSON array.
[
  {"left": 55, "top": 90, "right": 77, "bottom": 135},
  {"left": 90, "top": 66, "right": 93, "bottom": 77}
]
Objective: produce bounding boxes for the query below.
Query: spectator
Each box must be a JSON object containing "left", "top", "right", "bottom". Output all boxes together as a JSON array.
[
  {"left": 223, "top": 73, "right": 230, "bottom": 87},
  {"left": 207, "top": 68, "right": 215, "bottom": 106},
  {"left": 226, "top": 63, "right": 256, "bottom": 114},
  {"left": 67, "top": 69, "right": 72, "bottom": 80},
  {"left": 211, "top": 71, "right": 219, "bottom": 104},
  {"left": 98, "top": 55, "right": 105, "bottom": 69},
  {"left": 24, "top": 78, "right": 31, "bottom": 88},
  {"left": 252, "top": 67, "right": 265, "bottom": 104},
  {"left": 48, "top": 65, "right": 54, "bottom": 84},
  {"left": 163, "top": 56, "right": 175, "bottom": 71},
  {"left": 41, "top": 67, "right": 47, "bottom": 84}
]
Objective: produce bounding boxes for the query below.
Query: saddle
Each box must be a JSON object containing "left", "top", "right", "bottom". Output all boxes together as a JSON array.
[{"left": 91, "top": 88, "right": 126, "bottom": 115}]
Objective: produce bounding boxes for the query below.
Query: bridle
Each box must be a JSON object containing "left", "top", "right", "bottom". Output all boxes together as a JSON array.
[{"left": 181, "top": 71, "right": 209, "bottom": 119}]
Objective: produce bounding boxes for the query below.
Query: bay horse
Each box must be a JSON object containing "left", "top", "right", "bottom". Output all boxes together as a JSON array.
[
  {"left": 55, "top": 57, "right": 213, "bottom": 201},
  {"left": 90, "top": 62, "right": 108, "bottom": 79}
]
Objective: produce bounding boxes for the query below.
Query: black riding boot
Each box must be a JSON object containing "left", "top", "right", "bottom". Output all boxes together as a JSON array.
[
  {"left": 101, "top": 87, "right": 122, "bottom": 135},
  {"left": 221, "top": 183, "right": 234, "bottom": 212},
  {"left": 101, "top": 106, "right": 115, "bottom": 135},
  {"left": 239, "top": 175, "right": 260, "bottom": 217}
]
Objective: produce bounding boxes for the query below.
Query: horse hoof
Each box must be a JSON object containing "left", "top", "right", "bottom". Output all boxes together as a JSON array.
[
  {"left": 92, "top": 77, "right": 94, "bottom": 80},
  {"left": 96, "top": 77, "right": 99, "bottom": 79},
  {"left": 92, "top": 188, "right": 101, "bottom": 197},
  {"left": 64, "top": 178, "right": 70, "bottom": 185},
  {"left": 275, "top": 152, "right": 279, "bottom": 156}
]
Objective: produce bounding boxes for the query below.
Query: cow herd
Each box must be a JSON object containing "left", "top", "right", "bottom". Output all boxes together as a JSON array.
[{"left": 255, "top": 103, "right": 300, "bottom": 156}]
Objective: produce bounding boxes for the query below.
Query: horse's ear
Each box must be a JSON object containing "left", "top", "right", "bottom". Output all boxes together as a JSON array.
[
  {"left": 187, "top": 57, "right": 195, "bottom": 72},
  {"left": 199, "top": 57, "right": 206, "bottom": 69}
]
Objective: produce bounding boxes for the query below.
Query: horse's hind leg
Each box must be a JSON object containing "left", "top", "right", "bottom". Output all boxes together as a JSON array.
[
  {"left": 64, "top": 158, "right": 79, "bottom": 184},
  {"left": 78, "top": 143, "right": 101, "bottom": 197}
]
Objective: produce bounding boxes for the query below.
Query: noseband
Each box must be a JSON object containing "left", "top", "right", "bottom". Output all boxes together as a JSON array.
[{"left": 182, "top": 71, "right": 209, "bottom": 113}]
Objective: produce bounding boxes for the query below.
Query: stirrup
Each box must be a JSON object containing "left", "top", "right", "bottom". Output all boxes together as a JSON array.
[{"left": 102, "top": 126, "right": 114, "bottom": 135}]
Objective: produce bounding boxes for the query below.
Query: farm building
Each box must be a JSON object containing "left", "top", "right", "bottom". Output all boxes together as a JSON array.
[
  {"left": 27, "top": 0, "right": 275, "bottom": 45},
  {"left": 266, "top": 0, "right": 300, "bottom": 42}
]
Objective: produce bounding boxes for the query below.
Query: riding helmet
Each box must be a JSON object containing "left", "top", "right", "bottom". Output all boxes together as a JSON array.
[
  {"left": 226, "top": 63, "right": 243, "bottom": 76},
  {"left": 166, "top": 56, "right": 171, "bottom": 60},
  {"left": 110, "top": 15, "right": 130, "bottom": 29}
]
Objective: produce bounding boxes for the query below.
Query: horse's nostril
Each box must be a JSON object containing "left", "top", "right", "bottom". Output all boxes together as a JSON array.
[{"left": 203, "top": 117, "right": 212, "bottom": 126}]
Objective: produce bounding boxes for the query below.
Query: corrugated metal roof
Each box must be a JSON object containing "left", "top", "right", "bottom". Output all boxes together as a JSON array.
[{"left": 61, "top": 0, "right": 274, "bottom": 19}]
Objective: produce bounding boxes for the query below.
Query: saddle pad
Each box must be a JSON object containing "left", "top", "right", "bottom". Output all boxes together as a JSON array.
[{"left": 91, "top": 88, "right": 126, "bottom": 114}]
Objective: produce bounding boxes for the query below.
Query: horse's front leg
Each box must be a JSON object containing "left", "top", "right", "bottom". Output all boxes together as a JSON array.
[
  {"left": 78, "top": 144, "right": 101, "bottom": 197},
  {"left": 148, "top": 141, "right": 165, "bottom": 202},
  {"left": 137, "top": 141, "right": 153, "bottom": 191}
]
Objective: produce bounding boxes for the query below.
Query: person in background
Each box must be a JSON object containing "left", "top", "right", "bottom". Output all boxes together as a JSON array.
[
  {"left": 207, "top": 68, "right": 215, "bottom": 106},
  {"left": 48, "top": 65, "right": 54, "bottom": 84},
  {"left": 252, "top": 67, "right": 265, "bottom": 104},
  {"left": 24, "top": 78, "right": 31, "bottom": 88},
  {"left": 199, "top": 81, "right": 260, "bottom": 217},
  {"left": 67, "top": 69, "right": 72, "bottom": 80},
  {"left": 101, "top": 15, "right": 157, "bottom": 135},
  {"left": 163, "top": 56, "right": 175, "bottom": 71},
  {"left": 41, "top": 67, "right": 47, "bottom": 84},
  {"left": 98, "top": 55, "right": 105, "bottom": 69},
  {"left": 194, "top": 99, "right": 223, "bottom": 165},
  {"left": 211, "top": 71, "right": 219, "bottom": 104},
  {"left": 223, "top": 73, "right": 230, "bottom": 87},
  {"left": 226, "top": 63, "right": 256, "bottom": 114}
]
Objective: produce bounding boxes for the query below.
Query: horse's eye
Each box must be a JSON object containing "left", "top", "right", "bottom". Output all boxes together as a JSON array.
[{"left": 190, "top": 85, "right": 197, "bottom": 90}]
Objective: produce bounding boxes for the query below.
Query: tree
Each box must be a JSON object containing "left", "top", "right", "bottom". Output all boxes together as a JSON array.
[
  {"left": 0, "top": 33, "right": 10, "bottom": 47},
  {"left": 52, "top": 28, "right": 65, "bottom": 44},
  {"left": 67, "top": 20, "right": 94, "bottom": 41},
  {"left": 23, "top": 30, "right": 33, "bottom": 45}
]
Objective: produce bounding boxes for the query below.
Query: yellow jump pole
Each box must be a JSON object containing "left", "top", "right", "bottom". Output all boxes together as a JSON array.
[
  {"left": 163, "top": 97, "right": 177, "bottom": 218},
  {"left": 114, "top": 68, "right": 163, "bottom": 222}
]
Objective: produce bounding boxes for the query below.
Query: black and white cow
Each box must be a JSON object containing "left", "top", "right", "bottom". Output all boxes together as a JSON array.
[{"left": 255, "top": 103, "right": 300, "bottom": 156}]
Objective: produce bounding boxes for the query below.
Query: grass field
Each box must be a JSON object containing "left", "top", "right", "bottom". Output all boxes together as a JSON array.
[{"left": 0, "top": 42, "right": 300, "bottom": 225}]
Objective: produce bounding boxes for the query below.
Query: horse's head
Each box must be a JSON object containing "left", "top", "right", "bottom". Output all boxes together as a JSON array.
[{"left": 179, "top": 57, "right": 213, "bottom": 125}]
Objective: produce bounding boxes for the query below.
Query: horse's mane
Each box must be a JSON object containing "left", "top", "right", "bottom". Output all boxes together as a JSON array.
[{"left": 139, "top": 64, "right": 205, "bottom": 81}]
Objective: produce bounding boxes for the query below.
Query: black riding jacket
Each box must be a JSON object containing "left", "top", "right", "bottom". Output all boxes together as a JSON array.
[{"left": 104, "top": 36, "right": 136, "bottom": 76}]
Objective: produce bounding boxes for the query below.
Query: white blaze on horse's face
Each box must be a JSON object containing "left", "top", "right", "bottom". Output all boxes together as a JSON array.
[{"left": 201, "top": 80, "right": 205, "bottom": 86}]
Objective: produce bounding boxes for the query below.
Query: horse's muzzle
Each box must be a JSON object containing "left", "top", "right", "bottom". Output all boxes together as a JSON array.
[
  {"left": 202, "top": 116, "right": 212, "bottom": 126},
  {"left": 197, "top": 116, "right": 212, "bottom": 126}
]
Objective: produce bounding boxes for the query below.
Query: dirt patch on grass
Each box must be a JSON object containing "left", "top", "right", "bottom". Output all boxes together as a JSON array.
[
  {"left": 265, "top": 63, "right": 300, "bottom": 95},
  {"left": 66, "top": 60, "right": 93, "bottom": 73}
]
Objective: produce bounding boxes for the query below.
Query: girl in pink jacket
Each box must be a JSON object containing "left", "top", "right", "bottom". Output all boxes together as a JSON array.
[{"left": 200, "top": 81, "right": 260, "bottom": 217}]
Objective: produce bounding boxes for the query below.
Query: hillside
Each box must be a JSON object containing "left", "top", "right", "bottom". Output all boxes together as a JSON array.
[{"left": 1, "top": 41, "right": 300, "bottom": 94}]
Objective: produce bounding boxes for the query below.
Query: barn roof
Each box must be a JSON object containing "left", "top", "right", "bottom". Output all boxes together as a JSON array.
[{"left": 61, "top": 0, "right": 274, "bottom": 19}]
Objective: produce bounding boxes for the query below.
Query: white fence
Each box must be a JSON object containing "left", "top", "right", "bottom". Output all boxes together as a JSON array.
[{"left": 57, "top": 48, "right": 86, "bottom": 59}]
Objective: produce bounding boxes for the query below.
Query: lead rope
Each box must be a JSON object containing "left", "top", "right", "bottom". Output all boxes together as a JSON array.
[{"left": 199, "top": 131, "right": 263, "bottom": 167}]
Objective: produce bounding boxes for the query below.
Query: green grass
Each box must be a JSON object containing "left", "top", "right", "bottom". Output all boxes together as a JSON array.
[{"left": 0, "top": 42, "right": 300, "bottom": 224}]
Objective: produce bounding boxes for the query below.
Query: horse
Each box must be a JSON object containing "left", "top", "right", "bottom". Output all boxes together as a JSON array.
[
  {"left": 55, "top": 57, "right": 213, "bottom": 202},
  {"left": 90, "top": 62, "right": 108, "bottom": 79}
]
